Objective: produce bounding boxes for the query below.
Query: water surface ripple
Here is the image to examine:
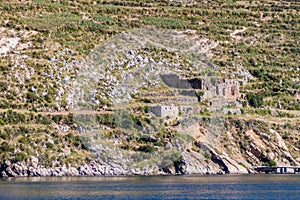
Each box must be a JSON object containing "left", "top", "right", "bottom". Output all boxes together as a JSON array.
[{"left": 1, "top": 175, "right": 300, "bottom": 200}]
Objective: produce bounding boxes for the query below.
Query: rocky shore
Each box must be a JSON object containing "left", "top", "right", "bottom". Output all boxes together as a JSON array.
[
  {"left": 1, "top": 148, "right": 251, "bottom": 178},
  {"left": 0, "top": 162, "right": 169, "bottom": 177},
  {"left": 0, "top": 161, "right": 245, "bottom": 178}
]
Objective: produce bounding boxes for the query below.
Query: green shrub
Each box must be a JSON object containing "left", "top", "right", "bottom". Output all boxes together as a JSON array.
[
  {"left": 144, "top": 106, "right": 150, "bottom": 113},
  {"left": 0, "top": 119, "right": 5, "bottom": 126},
  {"left": 40, "top": 116, "right": 51, "bottom": 125},
  {"left": 0, "top": 131, "right": 8, "bottom": 140},
  {"left": 121, "top": 144, "right": 130, "bottom": 150},
  {"left": 73, "top": 136, "right": 82, "bottom": 147},
  {"left": 46, "top": 142, "right": 54, "bottom": 149},
  {"left": 265, "top": 160, "right": 276, "bottom": 167},
  {"left": 204, "top": 152, "right": 211, "bottom": 159},
  {"left": 154, "top": 141, "right": 164, "bottom": 147},
  {"left": 246, "top": 93, "right": 263, "bottom": 108},
  {"left": 52, "top": 115, "right": 63, "bottom": 124},
  {"left": 65, "top": 113, "right": 74, "bottom": 125},
  {"left": 26, "top": 92, "right": 37, "bottom": 103},
  {"left": 282, "top": 133, "right": 289, "bottom": 140},
  {"left": 138, "top": 145, "right": 155, "bottom": 153},
  {"left": 0, "top": 81, "right": 8, "bottom": 92},
  {"left": 15, "top": 152, "right": 28, "bottom": 162},
  {"left": 238, "top": 162, "right": 247, "bottom": 168},
  {"left": 0, "top": 142, "right": 12, "bottom": 152},
  {"left": 19, "top": 137, "right": 29, "bottom": 144}
]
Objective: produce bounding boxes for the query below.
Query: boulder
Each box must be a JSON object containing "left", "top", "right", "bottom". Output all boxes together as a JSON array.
[
  {"left": 4, "top": 160, "right": 11, "bottom": 166},
  {"left": 113, "top": 167, "right": 124, "bottom": 175},
  {"left": 69, "top": 167, "right": 79, "bottom": 176},
  {"left": 37, "top": 168, "right": 51, "bottom": 176},
  {"left": 1, "top": 171, "right": 8, "bottom": 177},
  {"left": 30, "top": 156, "right": 39, "bottom": 168},
  {"left": 12, "top": 163, "right": 25, "bottom": 176},
  {"left": 28, "top": 166, "right": 37, "bottom": 177},
  {"left": 6, "top": 166, "right": 18, "bottom": 177}
]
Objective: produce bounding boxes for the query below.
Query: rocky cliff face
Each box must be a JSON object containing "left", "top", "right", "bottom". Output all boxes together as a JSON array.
[
  {"left": 1, "top": 117, "right": 298, "bottom": 177},
  {"left": 168, "top": 117, "right": 299, "bottom": 175}
]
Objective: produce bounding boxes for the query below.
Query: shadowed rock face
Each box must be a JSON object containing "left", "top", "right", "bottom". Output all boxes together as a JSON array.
[{"left": 194, "top": 141, "right": 230, "bottom": 173}]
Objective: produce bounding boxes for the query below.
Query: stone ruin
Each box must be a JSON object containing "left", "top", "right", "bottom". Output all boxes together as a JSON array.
[
  {"left": 159, "top": 74, "right": 240, "bottom": 101},
  {"left": 149, "top": 74, "right": 241, "bottom": 117},
  {"left": 160, "top": 74, "right": 240, "bottom": 100},
  {"left": 201, "top": 78, "right": 240, "bottom": 101},
  {"left": 150, "top": 104, "right": 179, "bottom": 117}
]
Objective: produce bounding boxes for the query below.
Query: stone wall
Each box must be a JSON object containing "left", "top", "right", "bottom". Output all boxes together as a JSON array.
[
  {"left": 179, "top": 106, "right": 200, "bottom": 116},
  {"left": 223, "top": 79, "right": 240, "bottom": 100},
  {"left": 148, "top": 75, "right": 240, "bottom": 113},
  {"left": 201, "top": 78, "right": 240, "bottom": 100},
  {"left": 151, "top": 105, "right": 179, "bottom": 117},
  {"left": 150, "top": 105, "right": 162, "bottom": 117},
  {"left": 160, "top": 74, "right": 192, "bottom": 89},
  {"left": 222, "top": 108, "right": 242, "bottom": 115},
  {"left": 152, "top": 96, "right": 198, "bottom": 105}
]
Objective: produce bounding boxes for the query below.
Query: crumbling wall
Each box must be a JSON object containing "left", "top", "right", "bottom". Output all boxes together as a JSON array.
[
  {"left": 160, "top": 74, "right": 191, "bottom": 89},
  {"left": 202, "top": 78, "right": 240, "bottom": 100},
  {"left": 151, "top": 105, "right": 179, "bottom": 117}
]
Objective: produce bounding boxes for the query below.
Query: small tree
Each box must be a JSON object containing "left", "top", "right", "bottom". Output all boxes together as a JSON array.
[
  {"left": 266, "top": 160, "right": 277, "bottom": 167},
  {"left": 246, "top": 93, "right": 263, "bottom": 108}
]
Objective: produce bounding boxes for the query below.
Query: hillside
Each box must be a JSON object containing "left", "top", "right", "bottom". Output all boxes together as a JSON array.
[{"left": 0, "top": 0, "right": 299, "bottom": 177}]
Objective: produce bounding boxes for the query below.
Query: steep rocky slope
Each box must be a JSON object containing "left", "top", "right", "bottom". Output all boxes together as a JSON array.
[
  {"left": 0, "top": 0, "right": 299, "bottom": 177},
  {"left": 1, "top": 116, "right": 299, "bottom": 177}
]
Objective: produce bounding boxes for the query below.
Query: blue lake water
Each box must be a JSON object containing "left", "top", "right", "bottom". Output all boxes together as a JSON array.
[{"left": 1, "top": 174, "right": 300, "bottom": 200}]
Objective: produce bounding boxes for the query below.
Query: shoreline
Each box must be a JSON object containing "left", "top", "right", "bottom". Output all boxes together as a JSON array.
[
  {"left": 3, "top": 173, "right": 300, "bottom": 181},
  {"left": 0, "top": 161, "right": 249, "bottom": 178},
  {"left": 3, "top": 160, "right": 299, "bottom": 178}
]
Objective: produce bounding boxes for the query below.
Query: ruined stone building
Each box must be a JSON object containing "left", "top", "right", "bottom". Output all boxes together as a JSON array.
[
  {"left": 200, "top": 78, "right": 240, "bottom": 100},
  {"left": 150, "top": 105, "right": 179, "bottom": 117},
  {"left": 150, "top": 74, "right": 241, "bottom": 117},
  {"left": 160, "top": 74, "right": 195, "bottom": 89},
  {"left": 160, "top": 74, "right": 240, "bottom": 101}
]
